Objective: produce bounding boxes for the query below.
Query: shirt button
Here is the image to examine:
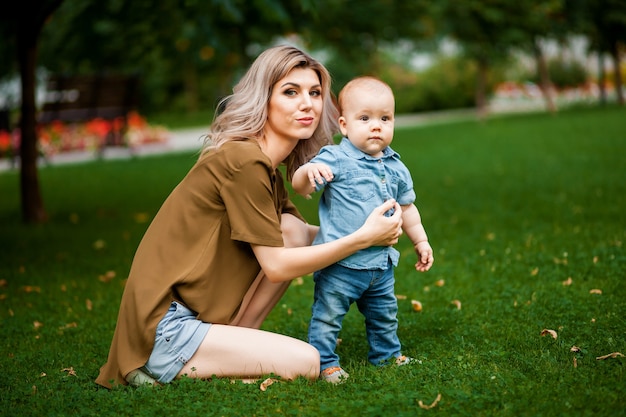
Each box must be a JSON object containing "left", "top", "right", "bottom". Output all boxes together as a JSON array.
[{"left": 381, "top": 177, "right": 386, "bottom": 184}]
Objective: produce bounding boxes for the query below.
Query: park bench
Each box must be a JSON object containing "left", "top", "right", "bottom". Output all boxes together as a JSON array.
[{"left": 38, "top": 74, "right": 140, "bottom": 156}]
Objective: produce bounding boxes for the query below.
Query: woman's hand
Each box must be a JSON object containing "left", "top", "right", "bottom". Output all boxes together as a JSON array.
[{"left": 358, "top": 199, "right": 403, "bottom": 247}]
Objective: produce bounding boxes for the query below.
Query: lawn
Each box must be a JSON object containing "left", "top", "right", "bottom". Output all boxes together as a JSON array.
[{"left": 0, "top": 106, "right": 624, "bottom": 416}]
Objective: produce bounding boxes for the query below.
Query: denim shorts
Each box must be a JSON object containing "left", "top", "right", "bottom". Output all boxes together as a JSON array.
[{"left": 142, "top": 301, "right": 211, "bottom": 383}]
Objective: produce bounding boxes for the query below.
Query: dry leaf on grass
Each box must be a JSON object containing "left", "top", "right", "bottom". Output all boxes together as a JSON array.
[
  {"left": 33, "top": 321, "right": 43, "bottom": 330},
  {"left": 451, "top": 300, "right": 462, "bottom": 310},
  {"left": 435, "top": 279, "right": 445, "bottom": 287},
  {"left": 61, "top": 367, "right": 77, "bottom": 377},
  {"left": 570, "top": 346, "right": 581, "bottom": 353},
  {"left": 589, "top": 289, "right": 602, "bottom": 295},
  {"left": 418, "top": 393, "right": 442, "bottom": 410},
  {"left": 260, "top": 377, "right": 280, "bottom": 391},
  {"left": 98, "top": 271, "right": 116, "bottom": 283},
  {"left": 562, "top": 277, "right": 573, "bottom": 286},
  {"left": 411, "top": 300, "right": 423, "bottom": 312},
  {"left": 573, "top": 357, "right": 578, "bottom": 368},
  {"left": 596, "top": 352, "right": 624, "bottom": 360},
  {"left": 540, "top": 329, "right": 558, "bottom": 339},
  {"left": 396, "top": 294, "right": 407, "bottom": 300}
]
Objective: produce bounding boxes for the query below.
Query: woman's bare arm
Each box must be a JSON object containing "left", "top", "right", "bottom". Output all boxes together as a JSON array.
[{"left": 252, "top": 199, "right": 403, "bottom": 282}]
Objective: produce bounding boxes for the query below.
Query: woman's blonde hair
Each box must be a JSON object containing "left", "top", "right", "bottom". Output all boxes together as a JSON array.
[{"left": 201, "top": 45, "right": 339, "bottom": 179}]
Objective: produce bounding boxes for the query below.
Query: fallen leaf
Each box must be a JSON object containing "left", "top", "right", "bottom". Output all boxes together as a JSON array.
[
  {"left": 396, "top": 294, "right": 407, "bottom": 300},
  {"left": 589, "top": 289, "right": 602, "bottom": 294},
  {"left": 40, "top": 372, "right": 46, "bottom": 377},
  {"left": 294, "top": 277, "right": 304, "bottom": 286},
  {"left": 423, "top": 286, "right": 431, "bottom": 292},
  {"left": 93, "top": 239, "right": 106, "bottom": 250},
  {"left": 418, "top": 393, "right": 442, "bottom": 410},
  {"left": 86, "top": 299, "right": 93, "bottom": 311},
  {"left": 596, "top": 352, "right": 624, "bottom": 360},
  {"left": 61, "top": 322, "right": 77, "bottom": 329},
  {"left": 573, "top": 357, "right": 578, "bottom": 368},
  {"left": 540, "top": 329, "right": 558, "bottom": 339},
  {"left": 435, "top": 279, "right": 445, "bottom": 287},
  {"left": 60, "top": 284, "right": 67, "bottom": 292},
  {"left": 98, "top": 271, "right": 116, "bottom": 283},
  {"left": 23, "top": 286, "right": 41, "bottom": 293},
  {"left": 0, "top": 279, "right": 7, "bottom": 288},
  {"left": 570, "top": 346, "right": 581, "bottom": 353},
  {"left": 61, "top": 367, "right": 77, "bottom": 377},
  {"left": 593, "top": 256, "right": 598, "bottom": 264},
  {"left": 33, "top": 321, "right": 44, "bottom": 330},
  {"left": 260, "top": 377, "right": 279, "bottom": 391},
  {"left": 451, "top": 300, "right": 462, "bottom": 310},
  {"left": 562, "top": 277, "right": 573, "bottom": 286},
  {"left": 411, "top": 300, "right": 423, "bottom": 312},
  {"left": 133, "top": 212, "right": 150, "bottom": 223},
  {"left": 531, "top": 267, "right": 539, "bottom": 276}
]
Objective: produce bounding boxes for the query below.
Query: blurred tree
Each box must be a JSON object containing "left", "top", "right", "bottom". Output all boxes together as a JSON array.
[
  {"left": 509, "top": 0, "right": 568, "bottom": 113},
  {"left": 580, "top": 0, "right": 626, "bottom": 106},
  {"left": 436, "top": 0, "right": 524, "bottom": 117},
  {"left": 38, "top": 0, "right": 316, "bottom": 113},
  {"left": 301, "top": 0, "right": 433, "bottom": 91},
  {"left": 1, "top": 0, "right": 63, "bottom": 223}
]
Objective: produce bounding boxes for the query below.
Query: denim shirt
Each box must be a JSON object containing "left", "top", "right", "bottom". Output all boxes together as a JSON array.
[{"left": 311, "top": 138, "right": 416, "bottom": 270}]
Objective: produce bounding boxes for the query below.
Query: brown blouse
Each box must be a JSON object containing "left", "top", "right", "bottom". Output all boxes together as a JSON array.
[{"left": 95, "top": 140, "right": 302, "bottom": 388}]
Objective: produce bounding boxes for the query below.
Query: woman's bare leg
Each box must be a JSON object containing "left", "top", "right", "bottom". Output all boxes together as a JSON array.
[
  {"left": 179, "top": 325, "right": 319, "bottom": 380},
  {"left": 179, "top": 214, "right": 320, "bottom": 380},
  {"left": 230, "top": 213, "right": 315, "bottom": 329}
]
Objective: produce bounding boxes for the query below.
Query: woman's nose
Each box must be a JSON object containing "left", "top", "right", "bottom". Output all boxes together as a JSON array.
[{"left": 300, "top": 94, "right": 312, "bottom": 109}]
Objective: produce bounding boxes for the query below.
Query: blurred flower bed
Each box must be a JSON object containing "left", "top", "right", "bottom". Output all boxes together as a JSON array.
[{"left": 0, "top": 111, "right": 169, "bottom": 160}]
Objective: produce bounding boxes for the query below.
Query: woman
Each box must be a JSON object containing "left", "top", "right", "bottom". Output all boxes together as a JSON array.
[{"left": 95, "top": 45, "right": 403, "bottom": 388}]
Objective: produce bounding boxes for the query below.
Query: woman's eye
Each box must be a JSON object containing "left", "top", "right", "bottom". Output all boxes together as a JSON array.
[
  {"left": 284, "top": 89, "right": 297, "bottom": 96},
  {"left": 310, "top": 90, "right": 321, "bottom": 97}
]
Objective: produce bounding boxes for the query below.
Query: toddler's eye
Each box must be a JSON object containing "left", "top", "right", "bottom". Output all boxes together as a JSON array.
[{"left": 359, "top": 115, "right": 369, "bottom": 121}]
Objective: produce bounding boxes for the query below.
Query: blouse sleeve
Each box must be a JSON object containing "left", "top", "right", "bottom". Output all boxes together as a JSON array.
[{"left": 220, "top": 158, "right": 285, "bottom": 247}]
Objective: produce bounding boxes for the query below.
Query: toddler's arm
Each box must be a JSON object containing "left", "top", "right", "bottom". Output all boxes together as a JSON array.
[
  {"left": 292, "top": 162, "right": 334, "bottom": 199},
  {"left": 400, "top": 204, "right": 434, "bottom": 272}
]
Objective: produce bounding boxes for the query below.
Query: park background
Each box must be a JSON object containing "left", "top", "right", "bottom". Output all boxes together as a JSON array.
[{"left": 1, "top": 1, "right": 625, "bottom": 416}]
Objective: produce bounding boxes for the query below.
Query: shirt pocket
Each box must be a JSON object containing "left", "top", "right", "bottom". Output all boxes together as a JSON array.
[{"left": 345, "top": 170, "right": 377, "bottom": 202}]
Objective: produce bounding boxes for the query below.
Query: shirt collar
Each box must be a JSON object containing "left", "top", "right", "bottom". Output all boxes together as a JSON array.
[{"left": 339, "top": 137, "right": 399, "bottom": 160}]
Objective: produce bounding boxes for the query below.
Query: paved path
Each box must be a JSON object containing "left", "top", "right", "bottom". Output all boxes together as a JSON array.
[{"left": 0, "top": 107, "right": 509, "bottom": 173}]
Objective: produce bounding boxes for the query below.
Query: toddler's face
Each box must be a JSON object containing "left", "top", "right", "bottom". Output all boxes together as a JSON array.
[{"left": 338, "top": 87, "right": 395, "bottom": 158}]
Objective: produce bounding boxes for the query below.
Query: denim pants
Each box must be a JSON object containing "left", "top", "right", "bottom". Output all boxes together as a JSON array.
[{"left": 308, "top": 261, "right": 402, "bottom": 370}]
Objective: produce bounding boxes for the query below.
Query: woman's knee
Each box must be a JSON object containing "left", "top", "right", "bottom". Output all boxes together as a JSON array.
[{"left": 293, "top": 343, "right": 320, "bottom": 379}]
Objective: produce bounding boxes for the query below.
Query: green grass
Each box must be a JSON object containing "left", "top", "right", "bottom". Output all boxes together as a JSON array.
[{"left": 0, "top": 106, "right": 624, "bottom": 416}]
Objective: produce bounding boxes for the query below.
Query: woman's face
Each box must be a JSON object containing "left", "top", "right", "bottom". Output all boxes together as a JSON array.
[{"left": 264, "top": 67, "right": 323, "bottom": 143}]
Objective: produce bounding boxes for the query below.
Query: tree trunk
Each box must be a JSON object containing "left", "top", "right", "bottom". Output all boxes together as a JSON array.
[
  {"left": 475, "top": 57, "right": 489, "bottom": 120},
  {"left": 533, "top": 39, "right": 557, "bottom": 114},
  {"left": 610, "top": 41, "right": 624, "bottom": 106},
  {"left": 15, "top": 0, "right": 63, "bottom": 223},
  {"left": 598, "top": 52, "right": 607, "bottom": 106},
  {"left": 17, "top": 17, "right": 47, "bottom": 223}
]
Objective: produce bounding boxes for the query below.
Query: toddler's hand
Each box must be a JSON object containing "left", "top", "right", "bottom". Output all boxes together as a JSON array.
[
  {"left": 414, "top": 241, "right": 434, "bottom": 272},
  {"left": 306, "top": 163, "right": 334, "bottom": 188}
]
